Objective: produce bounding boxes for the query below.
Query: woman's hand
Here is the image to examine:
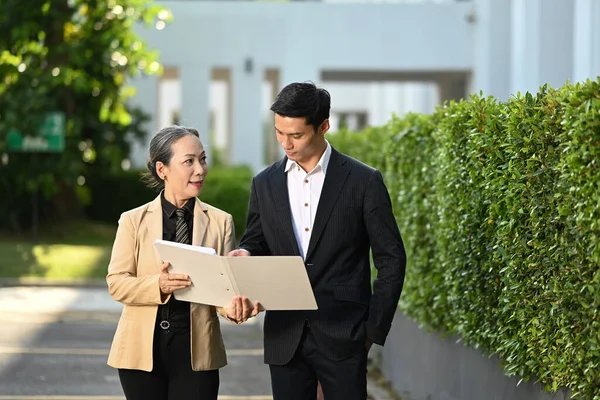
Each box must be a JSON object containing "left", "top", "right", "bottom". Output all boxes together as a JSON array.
[
  {"left": 159, "top": 261, "right": 191, "bottom": 295},
  {"left": 226, "top": 296, "right": 260, "bottom": 323}
]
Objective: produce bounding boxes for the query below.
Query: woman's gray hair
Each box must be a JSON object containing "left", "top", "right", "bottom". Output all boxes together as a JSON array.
[{"left": 141, "top": 125, "right": 200, "bottom": 191}]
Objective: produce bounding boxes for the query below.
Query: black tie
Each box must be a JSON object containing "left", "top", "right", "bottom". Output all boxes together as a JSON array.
[{"left": 175, "top": 208, "right": 189, "bottom": 244}]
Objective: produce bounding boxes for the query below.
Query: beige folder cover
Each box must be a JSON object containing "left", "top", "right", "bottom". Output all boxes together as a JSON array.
[{"left": 153, "top": 239, "right": 318, "bottom": 310}]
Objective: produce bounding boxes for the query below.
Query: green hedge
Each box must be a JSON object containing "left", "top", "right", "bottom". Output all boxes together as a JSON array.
[
  {"left": 198, "top": 165, "right": 254, "bottom": 240},
  {"left": 328, "top": 78, "right": 600, "bottom": 398},
  {"left": 83, "top": 165, "right": 253, "bottom": 241}
]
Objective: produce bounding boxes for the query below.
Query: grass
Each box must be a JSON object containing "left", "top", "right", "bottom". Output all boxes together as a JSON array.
[
  {"left": 0, "top": 218, "right": 245, "bottom": 281},
  {"left": 0, "top": 219, "right": 116, "bottom": 281}
]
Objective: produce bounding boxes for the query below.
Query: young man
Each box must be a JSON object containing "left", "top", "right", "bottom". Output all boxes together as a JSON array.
[{"left": 229, "top": 82, "right": 406, "bottom": 400}]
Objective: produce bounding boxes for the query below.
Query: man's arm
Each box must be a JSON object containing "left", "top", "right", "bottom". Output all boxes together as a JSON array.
[
  {"left": 363, "top": 169, "right": 406, "bottom": 346},
  {"left": 237, "top": 178, "right": 271, "bottom": 256}
]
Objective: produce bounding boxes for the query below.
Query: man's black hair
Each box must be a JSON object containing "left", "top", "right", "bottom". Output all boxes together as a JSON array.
[{"left": 270, "top": 81, "right": 331, "bottom": 133}]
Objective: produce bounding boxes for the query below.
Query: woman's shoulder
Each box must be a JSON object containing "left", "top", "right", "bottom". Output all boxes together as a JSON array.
[{"left": 199, "top": 200, "right": 233, "bottom": 222}]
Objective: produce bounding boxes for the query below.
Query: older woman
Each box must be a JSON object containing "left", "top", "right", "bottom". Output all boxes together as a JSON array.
[{"left": 106, "top": 126, "right": 259, "bottom": 400}]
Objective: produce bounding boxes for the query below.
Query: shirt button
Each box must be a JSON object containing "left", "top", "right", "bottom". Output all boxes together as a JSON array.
[
  {"left": 305, "top": 227, "right": 309, "bottom": 232},
  {"left": 304, "top": 179, "right": 309, "bottom": 183},
  {"left": 304, "top": 203, "right": 308, "bottom": 207}
]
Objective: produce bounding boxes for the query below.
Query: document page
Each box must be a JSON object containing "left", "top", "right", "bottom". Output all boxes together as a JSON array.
[
  {"left": 226, "top": 256, "right": 318, "bottom": 310},
  {"left": 154, "top": 240, "right": 318, "bottom": 310},
  {"left": 154, "top": 239, "right": 235, "bottom": 306}
]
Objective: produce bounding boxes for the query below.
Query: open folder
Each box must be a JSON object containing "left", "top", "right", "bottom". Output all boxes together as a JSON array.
[{"left": 153, "top": 239, "right": 318, "bottom": 311}]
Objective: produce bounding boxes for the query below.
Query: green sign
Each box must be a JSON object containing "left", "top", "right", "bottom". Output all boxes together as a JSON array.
[{"left": 7, "top": 112, "right": 65, "bottom": 152}]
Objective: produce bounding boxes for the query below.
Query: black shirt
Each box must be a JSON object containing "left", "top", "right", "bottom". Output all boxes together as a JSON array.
[
  {"left": 156, "top": 193, "right": 195, "bottom": 328},
  {"left": 161, "top": 192, "right": 194, "bottom": 245}
]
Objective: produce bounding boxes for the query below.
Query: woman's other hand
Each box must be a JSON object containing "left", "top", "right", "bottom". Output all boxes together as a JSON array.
[
  {"left": 159, "top": 261, "right": 191, "bottom": 295},
  {"left": 226, "top": 296, "right": 260, "bottom": 323}
]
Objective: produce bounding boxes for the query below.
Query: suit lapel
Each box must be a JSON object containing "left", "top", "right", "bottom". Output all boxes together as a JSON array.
[
  {"left": 192, "top": 198, "right": 209, "bottom": 246},
  {"left": 146, "top": 195, "right": 164, "bottom": 269},
  {"left": 270, "top": 159, "right": 301, "bottom": 257},
  {"left": 305, "top": 149, "right": 350, "bottom": 261}
]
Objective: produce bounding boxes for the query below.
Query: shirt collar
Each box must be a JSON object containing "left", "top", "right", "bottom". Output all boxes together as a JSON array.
[
  {"left": 161, "top": 191, "right": 195, "bottom": 219},
  {"left": 285, "top": 140, "right": 332, "bottom": 174}
]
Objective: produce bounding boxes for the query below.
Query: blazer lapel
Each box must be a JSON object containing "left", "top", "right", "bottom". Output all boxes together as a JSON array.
[
  {"left": 192, "top": 198, "right": 209, "bottom": 246},
  {"left": 270, "top": 159, "right": 301, "bottom": 257},
  {"left": 146, "top": 194, "right": 164, "bottom": 269},
  {"left": 146, "top": 195, "right": 208, "bottom": 268},
  {"left": 305, "top": 149, "right": 350, "bottom": 261}
]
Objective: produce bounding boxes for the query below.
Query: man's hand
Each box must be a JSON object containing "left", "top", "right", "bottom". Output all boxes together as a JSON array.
[
  {"left": 228, "top": 249, "right": 251, "bottom": 257},
  {"left": 226, "top": 296, "right": 260, "bottom": 323},
  {"left": 158, "top": 261, "right": 191, "bottom": 295},
  {"left": 365, "top": 338, "right": 374, "bottom": 353}
]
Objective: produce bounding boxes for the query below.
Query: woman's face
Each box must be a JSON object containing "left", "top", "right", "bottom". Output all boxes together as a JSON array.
[{"left": 157, "top": 134, "right": 208, "bottom": 206}]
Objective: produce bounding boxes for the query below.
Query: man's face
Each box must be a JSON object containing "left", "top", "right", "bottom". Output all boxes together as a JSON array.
[{"left": 274, "top": 114, "right": 329, "bottom": 167}]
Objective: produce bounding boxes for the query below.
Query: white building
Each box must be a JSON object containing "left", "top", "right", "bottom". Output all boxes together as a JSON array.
[{"left": 128, "top": 0, "right": 600, "bottom": 172}]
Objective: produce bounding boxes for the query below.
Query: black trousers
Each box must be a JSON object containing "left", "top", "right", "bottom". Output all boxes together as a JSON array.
[
  {"left": 269, "top": 325, "right": 368, "bottom": 400},
  {"left": 118, "top": 327, "right": 219, "bottom": 400}
]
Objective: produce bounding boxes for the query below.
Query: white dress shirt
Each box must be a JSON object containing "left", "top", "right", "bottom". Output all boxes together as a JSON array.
[{"left": 285, "top": 141, "right": 332, "bottom": 260}]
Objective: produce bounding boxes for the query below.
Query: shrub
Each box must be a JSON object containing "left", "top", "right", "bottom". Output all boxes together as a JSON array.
[
  {"left": 83, "top": 165, "right": 253, "bottom": 242},
  {"left": 328, "top": 78, "right": 600, "bottom": 399},
  {"left": 198, "top": 165, "right": 253, "bottom": 242}
]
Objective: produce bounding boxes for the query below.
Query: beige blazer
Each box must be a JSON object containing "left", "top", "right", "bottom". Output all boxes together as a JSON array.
[{"left": 106, "top": 194, "right": 236, "bottom": 372}]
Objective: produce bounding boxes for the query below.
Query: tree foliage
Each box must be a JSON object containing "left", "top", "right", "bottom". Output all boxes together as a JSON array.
[{"left": 0, "top": 0, "right": 171, "bottom": 231}]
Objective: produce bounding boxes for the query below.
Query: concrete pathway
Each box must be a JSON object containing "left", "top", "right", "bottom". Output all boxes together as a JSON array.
[{"left": 0, "top": 286, "right": 397, "bottom": 399}]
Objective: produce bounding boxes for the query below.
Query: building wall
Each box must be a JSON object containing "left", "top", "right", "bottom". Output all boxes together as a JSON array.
[
  {"left": 128, "top": 0, "right": 473, "bottom": 170},
  {"left": 573, "top": 0, "right": 600, "bottom": 83},
  {"left": 128, "top": 0, "right": 600, "bottom": 172}
]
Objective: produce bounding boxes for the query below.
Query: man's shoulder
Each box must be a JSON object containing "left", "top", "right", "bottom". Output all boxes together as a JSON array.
[
  {"left": 334, "top": 148, "right": 377, "bottom": 176},
  {"left": 339, "top": 151, "right": 375, "bottom": 170},
  {"left": 253, "top": 158, "right": 285, "bottom": 183}
]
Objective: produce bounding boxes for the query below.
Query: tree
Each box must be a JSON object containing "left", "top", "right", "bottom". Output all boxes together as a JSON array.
[{"left": 0, "top": 0, "right": 170, "bottom": 233}]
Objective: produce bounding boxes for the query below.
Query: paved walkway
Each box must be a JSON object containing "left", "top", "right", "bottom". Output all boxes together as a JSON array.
[{"left": 0, "top": 286, "right": 396, "bottom": 399}]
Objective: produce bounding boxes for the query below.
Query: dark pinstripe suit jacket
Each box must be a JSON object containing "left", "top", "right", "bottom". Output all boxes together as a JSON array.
[{"left": 239, "top": 147, "right": 406, "bottom": 365}]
